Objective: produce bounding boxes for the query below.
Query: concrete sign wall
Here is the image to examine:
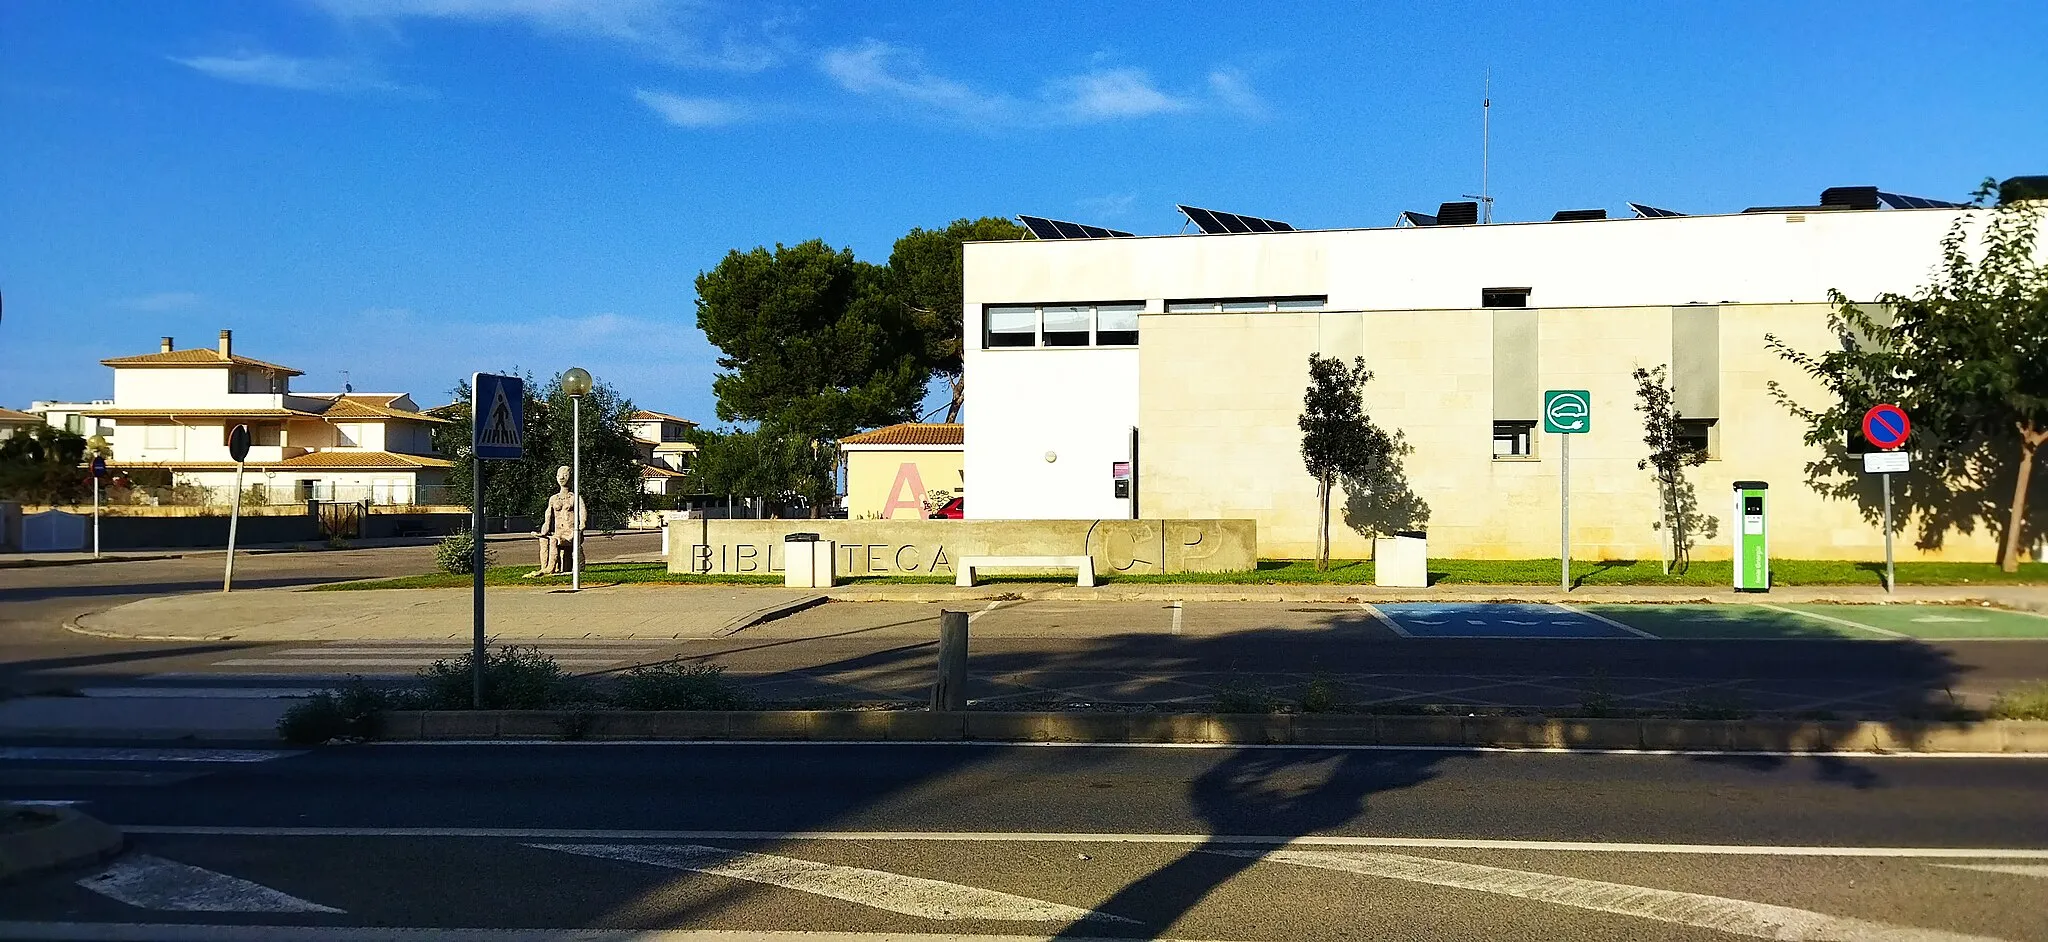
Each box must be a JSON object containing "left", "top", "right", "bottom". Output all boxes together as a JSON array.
[{"left": 667, "top": 518, "right": 1257, "bottom": 577}]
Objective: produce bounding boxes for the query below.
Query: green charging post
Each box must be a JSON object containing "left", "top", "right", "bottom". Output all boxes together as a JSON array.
[{"left": 1732, "top": 481, "right": 1769, "bottom": 592}]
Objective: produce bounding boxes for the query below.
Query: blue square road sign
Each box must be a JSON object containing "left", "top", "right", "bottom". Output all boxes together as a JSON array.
[{"left": 472, "top": 372, "right": 525, "bottom": 460}]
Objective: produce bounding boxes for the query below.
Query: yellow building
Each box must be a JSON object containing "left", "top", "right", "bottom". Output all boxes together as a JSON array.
[{"left": 840, "top": 423, "right": 964, "bottom": 519}]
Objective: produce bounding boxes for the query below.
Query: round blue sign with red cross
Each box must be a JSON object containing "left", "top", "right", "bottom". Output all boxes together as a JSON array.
[{"left": 1862, "top": 404, "right": 1911, "bottom": 451}]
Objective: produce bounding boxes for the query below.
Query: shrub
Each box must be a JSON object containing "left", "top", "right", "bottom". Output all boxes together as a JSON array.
[
  {"left": 436, "top": 530, "right": 494, "bottom": 575},
  {"left": 1213, "top": 679, "right": 1278, "bottom": 714},
  {"left": 414, "top": 644, "right": 581, "bottom": 709},
  {"left": 615, "top": 662, "right": 748, "bottom": 710},
  {"left": 277, "top": 677, "right": 395, "bottom": 744},
  {"left": 1299, "top": 675, "right": 1341, "bottom": 714},
  {"left": 1989, "top": 683, "right": 2048, "bottom": 720}
]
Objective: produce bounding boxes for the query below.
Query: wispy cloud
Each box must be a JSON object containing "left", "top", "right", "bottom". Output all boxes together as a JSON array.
[
  {"left": 820, "top": 40, "right": 1253, "bottom": 129},
  {"left": 1077, "top": 193, "right": 1137, "bottom": 219},
  {"left": 634, "top": 89, "right": 749, "bottom": 127},
  {"left": 310, "top": 0, "right": 786, "bottom": 71},
  {"left": 115, "top": 291, "right": 205, "bottom": 312},
  {"left": 1207, "top": 69, "right": 1267, "bottom": 118},
  {"left": 1048, "top": 69, "right": 1190, "bottom": 121},
  {"left": 170, "top": 51, "right": 412, "bottom": 93}
]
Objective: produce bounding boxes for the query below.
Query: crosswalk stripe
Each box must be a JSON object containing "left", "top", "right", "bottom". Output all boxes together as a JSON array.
[
  {"left": 1936, "top": 863, "right": 2048, "bottom": 879},
  {"left": 77, "top": 855, "right": 343, "bottom": 913},
  {"left": 292, "top": 647, "right": 659, "bottom": 655},
  {"left": 1215, "top": 849, "right": 2010, "bottom": 942},
  {"left": 79, "top": 688, "right": 326, "bottom": 699},
  {"left": 531, "top": 843, "right": 1134, "bottom": 924}
]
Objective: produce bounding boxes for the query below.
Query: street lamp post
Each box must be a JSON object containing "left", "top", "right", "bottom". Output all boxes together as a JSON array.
[{"left": 562, "top": 367, "right": 593, "bottom": 591}]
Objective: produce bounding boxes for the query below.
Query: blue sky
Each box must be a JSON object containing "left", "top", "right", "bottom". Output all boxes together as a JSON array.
[{"left": 4, "top": 1, "right": 2044, "bottom": 424}]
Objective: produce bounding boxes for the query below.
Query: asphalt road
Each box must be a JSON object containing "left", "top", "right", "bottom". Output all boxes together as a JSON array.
[{"left": 4, "top": 743, "right": 2046, "bottom": 940}]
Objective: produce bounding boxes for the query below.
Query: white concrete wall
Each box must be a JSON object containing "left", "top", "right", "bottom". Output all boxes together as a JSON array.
[
  {"left": 962, "top": 346, "right": 1138, "bottom": 519},
  {"left": 113, "top": 368, "right": 284, "bottom": 410}
]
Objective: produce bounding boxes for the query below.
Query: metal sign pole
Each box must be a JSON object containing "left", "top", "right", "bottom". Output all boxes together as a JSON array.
[
  {"left": 223, "top": 461, "right": 244, "bottom": 592},
  {"left": 472, "top": 455, "right": 485, "bottom": 709},
  {"left": 1560, "top": 434, "right": 1571, "bottom": 592},
  {"left": 92, "top": 476, "right": 101, "bottom": 560},
  {"left": 1882, "top": 471, "right": 1895, "bottom": 594}
]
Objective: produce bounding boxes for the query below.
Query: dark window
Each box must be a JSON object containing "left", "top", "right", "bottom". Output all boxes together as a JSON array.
[
  {"left": 1041, "top": 305, "right": 1090, "bottom": 346},
  {"left": 1492, "top": 421, "right": 1535, "bottom": 457},
  {"left": 1482, "top": 288, "right": 1530, "bottom": 308},
  {"left": 1676, "top": 418, "right": 1716, "bottom": 458},
  {"left": 985, "top": 305, "right": 1037, "bottom": 347},
  {"left": 1096, "top": 304, "right": 1141, "bottom": 345}
]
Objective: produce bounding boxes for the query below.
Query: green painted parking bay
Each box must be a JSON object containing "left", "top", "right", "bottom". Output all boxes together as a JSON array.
[{"left": 1585, "top": 604, "right": 2048, "bottom": 640}]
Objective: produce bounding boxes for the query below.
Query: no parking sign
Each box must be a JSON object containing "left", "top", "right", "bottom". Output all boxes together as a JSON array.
[{"left": 1861, "top": 404, "right": 1910, "bottom": 451}]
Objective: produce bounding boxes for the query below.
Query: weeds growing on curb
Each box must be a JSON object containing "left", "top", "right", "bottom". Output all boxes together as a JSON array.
[
  {"left": 615, "top": 663, "right": 749, "bottom": 711},
  {"left": 1299, "top": 675, "right": 1341, "bottom": 713},
  {"left": 1989, "top": 683, "right": 2048, "bottom": 720},
  {"left": 414, "top": 644, "right": 586, "bottom": 710},
  {"left": 1578, "top": 668, "right": 1620, "bottom": 718},
  {"left": 1212, "top": 679, "right": 1279, "bottom": 714},
  {"left": 277, "top": 676, "right": 397, "bottom": 744}
]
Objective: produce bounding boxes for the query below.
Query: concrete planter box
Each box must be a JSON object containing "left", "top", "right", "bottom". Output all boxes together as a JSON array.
[{"left": 371, "top": 711, "right": 2048, "bottom": 753}]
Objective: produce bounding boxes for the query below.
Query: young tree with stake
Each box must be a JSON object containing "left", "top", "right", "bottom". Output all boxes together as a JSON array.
[{"left": 1299, "top": 354, "right": 1397, "bottom": 571}]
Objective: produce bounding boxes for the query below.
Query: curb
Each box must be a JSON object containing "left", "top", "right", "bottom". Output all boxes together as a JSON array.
[
  {"left": 63, "top": 615, "right": 226, "bottom": 643},
  {"left": 0, "top": 805, "right": 123, "bottom": 884},
  {"left": 715, "top": 593, "right": 828, "bottom": 636},
  {"left": 0, "top": 555, "right": 177, "bottom": 569},
  {"left": 371, "top": 710, "right": 2048, "bottom": 753}
]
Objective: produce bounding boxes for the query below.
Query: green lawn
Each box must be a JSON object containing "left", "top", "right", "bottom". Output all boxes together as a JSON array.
[{"left": 316, "top": 558, "right": 2048, "bottom": 591}]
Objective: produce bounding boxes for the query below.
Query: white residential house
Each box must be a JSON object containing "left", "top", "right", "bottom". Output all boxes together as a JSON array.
[
  {"left": 28, "top": 400, "right": 118, "bottom": 441},
  {"left": 629, "top": 409, "right": 698, "bottom": 496},
  {"left": 84, "top": 330, "right": 454, "bottom": 505},
  {"left": 0, "top": 407, "right": 42, "bottom": 441}
]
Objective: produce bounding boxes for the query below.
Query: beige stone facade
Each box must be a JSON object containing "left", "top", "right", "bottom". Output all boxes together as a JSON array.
[
  {"left": 1139, "top": 302, "right": 1993, "bottom": 562},
  {"left": 666, "top": 517, "right": 1257, "bottom": 576}
]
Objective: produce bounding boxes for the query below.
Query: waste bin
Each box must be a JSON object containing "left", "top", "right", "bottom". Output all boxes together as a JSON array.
[
  {"left": 783, "top": 532, "right": 835, "bottom": 589},
  {"left": 1373, "top": 530, "right": 1428, "bottom": 588}
]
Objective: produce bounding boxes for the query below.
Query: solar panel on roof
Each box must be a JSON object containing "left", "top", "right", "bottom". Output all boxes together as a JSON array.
[
  {"left": 1627, "top": 202, "right": 1685, "bottom": 218},
  {"left": 1877, "top": 192, "right": 1966, "bottom": 210},
  {"left": 1398, "top": 211, "right": 1438, "bottom": 227},
  {"left": 1016, "top": 215, "right": 1134, "bottom": 239},
  {"left": 1176, "top": 204, "right": 1295, "bottom": 235}
]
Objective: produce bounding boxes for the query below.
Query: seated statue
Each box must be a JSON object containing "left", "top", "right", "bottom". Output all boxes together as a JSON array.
[{"left": 527, "top": 465, "right": 585, "bottom": 577}]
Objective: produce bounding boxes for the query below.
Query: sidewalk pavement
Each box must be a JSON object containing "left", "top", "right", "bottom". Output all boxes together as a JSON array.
[
  {"left": 0, "top": 529, "right": 660, "bottom": 568},
  {"left": 60, "top": 580, "right": 2048, "bottom": 643},
  {"left": 69, "top": 585, "right": 824, "bottom": 642}
]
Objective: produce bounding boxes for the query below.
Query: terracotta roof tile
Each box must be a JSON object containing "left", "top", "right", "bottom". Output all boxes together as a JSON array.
[
  {"left": 100, "top": 348, "right": 304, "bottom": 376},
  {"left": 631, "top": 410, "right": 696, "bottom": 424},
  {"left": 839, "top": 423, "right": 964, "bottom": 446},
  {"left": 0, "top": 407, "right": 41, "bottom": 423}
]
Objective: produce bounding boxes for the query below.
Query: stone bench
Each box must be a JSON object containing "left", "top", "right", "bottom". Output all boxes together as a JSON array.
[{"left": 955, "top": 555, "right": 1097, "bottom": 588}]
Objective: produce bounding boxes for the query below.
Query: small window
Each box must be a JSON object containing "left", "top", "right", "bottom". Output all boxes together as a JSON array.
[
  {"left": 1482, "top": 288, "right": 1530, "bottom": 308},
  {"left": 1272, "top": 297, "right": 1327, "bottom": 312},
  {"left": 1676, "top": 419, "right": 1717, "bottom": 459},
  {"left": 1095, "top": 304, "right": 1141, "bottom": 345},
  {"left": 1492, "top": 421, "right": 1535, "bottom": 457},
  {"left": 1165, "top": 300, "right": 1219, "bottom": 313},
  {"left": 1219, "top": 299, "right": 1271, "bottom": 313},
  {"left": 985, "top": 305, "right": 1037, "bottom": 347},
  {"left": 1167, "top": 296, "right": 1328, "bottom": 313},
  {"left": 1042, "top": 305, "right": 1091, "bottom": 346},
  {"left": 231, "top": 370, "right": 250, "bottom": 393}
]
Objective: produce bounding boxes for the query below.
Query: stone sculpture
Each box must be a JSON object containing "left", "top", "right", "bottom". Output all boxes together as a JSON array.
[{"left": 528, "top": 465, "right": 585, "bottom": 577}]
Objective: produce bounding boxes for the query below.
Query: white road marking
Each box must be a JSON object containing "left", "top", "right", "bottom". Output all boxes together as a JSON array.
[
  {"left": 0, "top": 747, "right": 299, "bottom": 763},
  {"left": 1220, "top": 849, "right": 2011, "bottom": 942},
  {"left": 1504, "top": 620, "right": 1537, "bottom": 626},
  {"left": 530, "top": 843, "right": 1132, "bottom": 923},
  {"left": 1170, "top": 600, "right": 1183, "bottom": 635},
  {"left": 1357, "top": 602, "right": 1411, "bottom": 637},
  {"left": 1757, "top": 603, "right": 1909, "bottom": 639},
  {"left": 6, "top": 799, "right": 84, "bottom": 806},
  {"left": 77, "top": 855, "right": 343, "bottom": 913},
  {"left": 366, "top": 739, "right": 2048, "bottom": 759},
  {"left": 0, "top": 924, "right": 1233, "bottom": 942},
  {"left": 297, "top": 647, "right": 657, "bottom": 655},
  {"left": 967, "top": 600, "right": 1005, "bottom": 624},
  {"left": 1936, "top": 863, "right": 2048, "bottom": 878},
  {"left": 1555, "top": 604, "right": 1659, "bottom": 639},
  {"left": 1910, "top": 615, "right": 1983, "bottom": 624},
  {"left": 1466, "top": 619, "right": 1485, "bottom": 625},
  {"left": 110, "top": 826, "right": 2048, "bottom": 858}
]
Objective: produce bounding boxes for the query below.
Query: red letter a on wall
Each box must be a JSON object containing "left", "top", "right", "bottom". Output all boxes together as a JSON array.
[{"left": 881, "top": 463, "right": 927, "bottom": 520}]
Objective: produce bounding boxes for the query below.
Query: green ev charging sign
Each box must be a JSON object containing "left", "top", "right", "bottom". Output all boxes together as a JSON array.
[{"left": 1544, "top": 390, "right": 1591, "bottom": 434}]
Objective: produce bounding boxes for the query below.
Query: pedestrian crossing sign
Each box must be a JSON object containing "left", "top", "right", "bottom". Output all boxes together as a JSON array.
[{"left": 472, "top": 372, "right": 525, "bottom": 460}]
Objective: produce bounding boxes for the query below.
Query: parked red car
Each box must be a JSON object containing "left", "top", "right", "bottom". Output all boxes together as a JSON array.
[{"left": 928, "top": 497, "right": 964, "bottom": 519}]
